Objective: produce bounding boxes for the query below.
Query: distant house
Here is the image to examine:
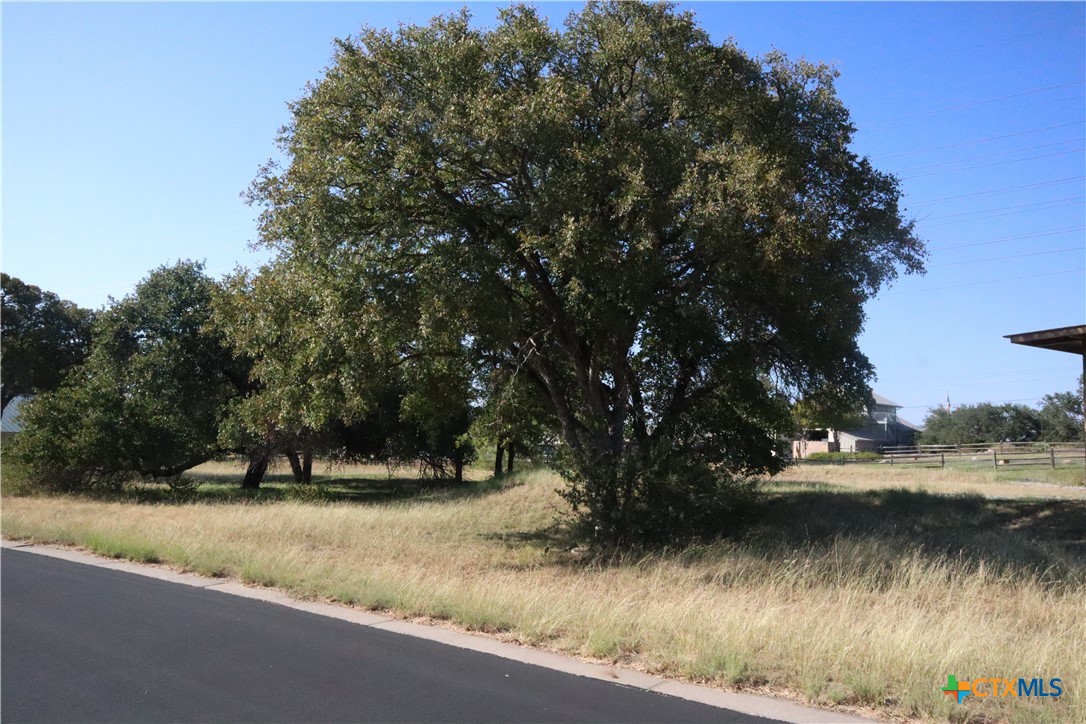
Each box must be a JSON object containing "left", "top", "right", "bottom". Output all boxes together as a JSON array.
[
  {"left": 1, "top": 396, "right": 30, "bottom": 443},
  {"left": 792, "top": 392, "right": 920, "bottom": 458}
]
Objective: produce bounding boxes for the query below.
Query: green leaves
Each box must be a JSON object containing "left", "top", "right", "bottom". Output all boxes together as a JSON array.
[
  {"left": 249, "top": 1, "right": 925, "bottom": 543},
  {"left": 1, "top": 274, "right": 94, "bottom": 411},
  {"left": 1038, "top": 376, "right": 1084, "bottom": 443},
  {"left": 13, "top": 262, "right": 239, "bottom": 489},
  {"left": 919, "top": 403, "right": 1043, "bottom": 446}
]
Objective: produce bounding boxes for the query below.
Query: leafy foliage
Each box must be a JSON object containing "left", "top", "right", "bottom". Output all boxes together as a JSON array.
[
  {"left": 12, "top": 262, "right": 243, "bottom": 491},
  {"left": 214, "top": 259, "right": 476, "bottom": 480},
  {"left": 1038, "top": 376, "right": 1084, "bottom": 443},
  {"left": 1, "top": 274, "right": 94, "bottom": 411},
  {"left": 248, "top": 2, "right": 924, "bottom": 543},
  {"left": 918, "top": 403, "right": 1043, "bottom": 446},
  {"left": 791, "top": 386, "right": 871, "bottom": 436},
  {"left": 471, "top": 367, "right": 558, "bottom": 474}
]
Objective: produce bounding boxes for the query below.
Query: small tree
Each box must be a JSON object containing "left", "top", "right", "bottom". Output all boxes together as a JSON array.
[
  {"left": 1, "top": 274, "right": 94, "bottom": 412},
  {"left": 919, "top": 403, "right": 1042, "bottom": 446},
  {"left": 472, "top": 367, "right": 558, "bottom": 475},
  {"left": 14, "top": 262, "right": 244, "bottom": 491},
  {"left": 1037, "top": 376, "right": 1085, "bottom": 442}
]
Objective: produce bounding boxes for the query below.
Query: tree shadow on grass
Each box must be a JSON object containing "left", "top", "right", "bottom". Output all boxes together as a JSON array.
[
  {"left": 734, "top": 486, "right": 1086, "bottom": 583},
  {"left": 111, "top": 474, "right": 512, "bottom": 507},
  {"left": 479, "top": 525, "right": 572, "bottom": 550},
  {"left": 488, "top": 485, "right": 1085, "bottom": 584}
]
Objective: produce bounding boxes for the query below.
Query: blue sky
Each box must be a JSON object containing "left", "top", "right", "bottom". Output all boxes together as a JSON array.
[{"left": 3, "top": 2, "right": 1084, "bottom": 424}]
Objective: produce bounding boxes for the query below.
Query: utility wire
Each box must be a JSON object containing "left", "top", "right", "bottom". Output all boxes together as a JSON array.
[
  {"left": 861, "top": 24, "right": 1078, "bottom": 71},
  {"left": 876, "top": 121, "right": 1086, "bottom": 160},
  {"left": 901, "top": 147, "right": 1084, "bottom": 180},
  {"left": 919, "top": 200, "right": 1085, "bottom": 229},
  {"left": 884, "top": 268, "right": 1083, "bottom": 295},
  {"left": 893, "top": 376, "right": 1077, "bottom": 390},
  {"left": 868, "top": 80, "right": 1085, "bottom": 126},
  {"left": 918, "top": 196, "right": 1085, "bottom": 222},
  {"left": 927, "top": 227, "right": 1085, "bottom": 252},
  {"left": 908, "top": 177, "right": 1085, "bottom": 205},
  {"left": 897, "top": 397, "right": 1046, "bottom": 410},
  {"left": 895, "top": 138, "right": 1085, "bottom": 173},
  {"left": 929, "top": 246, "right": 1083, "bottom": 268},
  {"left": 895, "top": 365, "right": 1074, "bottom": 383}
]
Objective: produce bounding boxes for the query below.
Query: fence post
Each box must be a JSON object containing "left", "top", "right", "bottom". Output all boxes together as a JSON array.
[
  {"left": 1051, "top": 448, "right": 1056, "bottom": 469},
  {"left": 941, "top": 453, "right": 945, "bottom": 469},
  {"left": 993, "top": 450, "right": 998, "bottom": 468}
]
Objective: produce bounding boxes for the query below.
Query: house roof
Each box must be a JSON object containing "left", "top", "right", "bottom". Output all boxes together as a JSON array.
[
  {"left": 897, "top": 416, "right": 922, "bottom": 432},
  {"left": 871, "top": 392, "right": 902, "bottom": 409},
  {"left": 1, "top": 396, "right": 29, "bottom": 434}
]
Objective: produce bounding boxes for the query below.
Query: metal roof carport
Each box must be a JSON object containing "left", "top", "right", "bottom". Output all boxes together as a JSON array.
[{"left": 1005, "top": 324, "right": 1085, "bottom": 440}]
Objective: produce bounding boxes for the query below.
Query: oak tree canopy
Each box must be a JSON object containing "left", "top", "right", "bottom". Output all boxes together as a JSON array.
[{"left": 249, "top": 2, "right": 925, "bottom": 542}]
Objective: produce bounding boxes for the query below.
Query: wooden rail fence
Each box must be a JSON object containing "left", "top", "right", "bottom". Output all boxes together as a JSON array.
[{"left": 880, "top": 442, "right": 1085, "bottom": 469}]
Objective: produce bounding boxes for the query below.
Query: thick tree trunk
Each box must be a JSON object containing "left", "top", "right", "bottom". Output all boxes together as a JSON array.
[
  {"left": 506, "top": 442, "right": 516, "bottom": 473},
  {"left": 493, "top": 443, "right": 505, "bottom": 477},
  {"left": 302, "top": 448, "right": 313, "bottom": 484},
  {"left": 454, "top": 457, "right": 464, "bottom": 484},
  {"left": 241, "top": 451, "right": 269, "bottom": 489},
  {"left": 285, "top": 451, "right": 304, "bottom": 482},
  {"left": 285, "top": 447, "right": 314, "bottom": 483}
]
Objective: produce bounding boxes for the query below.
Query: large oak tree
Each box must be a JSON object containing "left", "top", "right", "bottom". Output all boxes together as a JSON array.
[{"left": 249, "top": 2, "right": 924, "bottom": 542}]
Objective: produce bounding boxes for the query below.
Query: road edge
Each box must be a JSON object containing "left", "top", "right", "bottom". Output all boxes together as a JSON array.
[{"left": 1, "top": 538, "right": 873, "bottom": 723}]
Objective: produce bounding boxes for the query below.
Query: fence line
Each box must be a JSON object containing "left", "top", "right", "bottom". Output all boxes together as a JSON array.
[{"left": 796, "top": 441, "right": 1085, "bottom": 469}]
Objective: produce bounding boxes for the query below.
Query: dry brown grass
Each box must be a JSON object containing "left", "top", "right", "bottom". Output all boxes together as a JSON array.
[{"left": 3, "top": 464, "right": 1083, "bottom": 723}]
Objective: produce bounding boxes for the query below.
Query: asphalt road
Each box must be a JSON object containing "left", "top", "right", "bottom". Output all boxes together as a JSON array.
[{"left": 1, "top": 550, "right": 778, "bottom": 723}]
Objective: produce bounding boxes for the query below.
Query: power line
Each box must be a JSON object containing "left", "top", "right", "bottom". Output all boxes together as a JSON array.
[
  {"left": 918, "top": 199, "right": 1085, "bottom": 229},
  {"left": 868, "top": 80, "right": 1085, "bottom": 126},
  {"left": 901, "top": 147, "right": 1085, "bottom": 181},
  {"left": 893, "top": 375, "right": 1077, "bottom": 390},
  {"left": 918, "top": 196, "right": 1085, "bottom": 222},
  {"left": 862, "top": 24, "right": 1077, "bottom": 72},
  {"left": 897, "top": 397, "right": 1046, "bottom": 410},
  {"left": 895, "top": 138, "right": 1085, "bottom": 174},
  {"left": 876, "top": 121, "right": 1086, "bottom": 160},
  {"left": 927, "top": 227, "right": 1085, "bottom": 252},
  {"left": 907, "top": 176, "right": 1085, "bottom": 205},
  {"left": 929, "top": 246, "right": 1083, "bottom": 268},
  {"left": 884, "top": 267, "right": 1084, "bottom": 295},
  {"left": 893, "top": 365, "right": 1075, "bottom": 383}
]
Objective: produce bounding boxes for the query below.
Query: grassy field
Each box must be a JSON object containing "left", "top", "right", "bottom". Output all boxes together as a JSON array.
[{"left": 2, "top": 459, "right": 1083, "bottom": 723}]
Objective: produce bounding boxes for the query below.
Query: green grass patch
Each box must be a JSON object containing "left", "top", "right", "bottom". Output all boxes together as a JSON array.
[{"left": 803, "top": 451, "right": 882, "bottom": 463}]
